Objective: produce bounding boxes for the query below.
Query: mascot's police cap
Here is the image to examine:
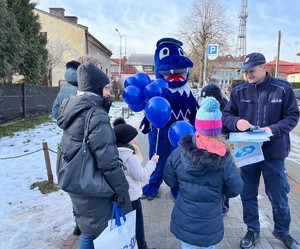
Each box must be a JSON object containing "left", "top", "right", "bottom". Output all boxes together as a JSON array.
[{"left": 156, "top": 38, "right": 183, "bottom": 47}]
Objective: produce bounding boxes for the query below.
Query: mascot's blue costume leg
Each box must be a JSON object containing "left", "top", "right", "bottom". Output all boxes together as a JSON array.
[
  {"left": 142, "top": 126, "right": 177, "bottom": 199},
  {"left": 141, "top": 38, "right": 198, "bottom": 200}
]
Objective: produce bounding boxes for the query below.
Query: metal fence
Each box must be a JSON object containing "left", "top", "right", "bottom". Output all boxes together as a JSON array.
[{"left": 0, "top": 83, "right": 59, "bottom": 125}]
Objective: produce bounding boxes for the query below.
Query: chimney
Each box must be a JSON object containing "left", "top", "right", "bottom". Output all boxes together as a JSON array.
[
  {"left": 49, "top": 8, "right": 65, "bottom": 18},
  {"left": 64, "top": 16, "right": 78, "bottom": 24}
]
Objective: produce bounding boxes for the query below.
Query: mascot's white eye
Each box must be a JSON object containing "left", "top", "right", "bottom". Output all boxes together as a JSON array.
[
  {"left": 159, "top": 47, "right": 169, "bottom": 60},
  {"left": 178, "top": 48, "right": 186, "bottom": 56}
]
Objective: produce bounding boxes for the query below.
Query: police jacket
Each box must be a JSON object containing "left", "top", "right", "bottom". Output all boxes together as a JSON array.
[{"left": 222, "top": 72, "right": 299, "bottom": 160}]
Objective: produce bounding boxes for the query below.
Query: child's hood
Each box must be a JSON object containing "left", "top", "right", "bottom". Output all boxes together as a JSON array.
[
  {"left": 179, "top": 134, "right": 232, "bottom": 174},
  {"left": 118, "top": 147, "right": 134, "bottom": 164}
]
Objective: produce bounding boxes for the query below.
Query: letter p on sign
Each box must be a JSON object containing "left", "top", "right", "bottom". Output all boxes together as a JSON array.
[{"left": 207, "top": 44, "right": 219, "bottom": 60}]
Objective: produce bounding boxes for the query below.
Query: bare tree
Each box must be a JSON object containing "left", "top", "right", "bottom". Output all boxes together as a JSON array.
[
  {"left": 178, "top": 0, "right": 236, "bottom": 87},
  {"left": 46, "top": 40, "right": 80, "bottom": 85}
]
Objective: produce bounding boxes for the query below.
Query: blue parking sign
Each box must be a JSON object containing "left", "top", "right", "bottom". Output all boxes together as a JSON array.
[
  {"left": 207, "top": 44, "right": 219, "bottom": 60},
  {"left": 207, "top": 44, "right": 218, "bottom": 55}
]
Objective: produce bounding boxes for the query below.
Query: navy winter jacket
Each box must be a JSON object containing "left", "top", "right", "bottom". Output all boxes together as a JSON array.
[
  {"left": 164, "top": 135, "right": 243, "bottom": 247},
  {"left": 222, "top": 72, "right": 299, "bottom": 160}
]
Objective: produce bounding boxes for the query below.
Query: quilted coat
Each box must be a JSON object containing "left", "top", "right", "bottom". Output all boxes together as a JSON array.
[
  {"left": 57, "top": 92, "right": 131, "bottom": 237},
  {"left": 164, "top": 135, "right": 243, "bottom": 247}
]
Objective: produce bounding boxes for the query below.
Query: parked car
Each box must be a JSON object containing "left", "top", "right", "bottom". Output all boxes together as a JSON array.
[{"left": 293, "top": 89, "right": 300, "bottom": 106}]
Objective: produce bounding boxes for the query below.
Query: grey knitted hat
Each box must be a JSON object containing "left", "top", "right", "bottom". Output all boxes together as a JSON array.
[{"left": 77, "top": 62, "right": 109, "bottom": 94}]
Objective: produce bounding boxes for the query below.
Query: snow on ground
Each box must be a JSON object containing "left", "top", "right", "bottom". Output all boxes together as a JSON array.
[{"left": 0, "top": 102, "right": 144, "bottom": 249}]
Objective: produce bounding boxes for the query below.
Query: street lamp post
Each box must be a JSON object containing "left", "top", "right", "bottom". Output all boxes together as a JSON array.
[
  {"left": 124, "top": 35, "right": 127, "bottom": 60},
  {"left": 115, "top": 28, "right": 126, "bottom": 76}
]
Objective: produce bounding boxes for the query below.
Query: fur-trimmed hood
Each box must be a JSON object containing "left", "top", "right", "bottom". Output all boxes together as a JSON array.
[{"left": 179, "top": 134, "right": 232, "bottom": 173}]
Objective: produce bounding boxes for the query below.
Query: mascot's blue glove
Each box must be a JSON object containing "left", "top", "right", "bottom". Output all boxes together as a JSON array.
[{"left": 140, "top": 116, "right": 152, "bottom": 134}]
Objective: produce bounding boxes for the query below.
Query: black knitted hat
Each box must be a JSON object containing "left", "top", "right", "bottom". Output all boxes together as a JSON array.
[
  {"left": 66, "top": 60, "right": 81, "bottom": 70},
  {"left": 77, "top": 62, "right": 109, "bottom": 94},
  {"left": 113, "top": 117, "right": 138, "bottom": 145},
  {"left": 201, "top": 84, "right": 222, "bottom": 101}
]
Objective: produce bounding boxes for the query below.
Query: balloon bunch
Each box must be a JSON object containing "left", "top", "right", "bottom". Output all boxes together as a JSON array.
[{"left": 122, "top": 72, "right": 171, "bottom": 129}]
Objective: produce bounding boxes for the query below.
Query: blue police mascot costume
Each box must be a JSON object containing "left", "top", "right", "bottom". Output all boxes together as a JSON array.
[{"left": 140, "top": 37, "right": 199, "bottom": 200}]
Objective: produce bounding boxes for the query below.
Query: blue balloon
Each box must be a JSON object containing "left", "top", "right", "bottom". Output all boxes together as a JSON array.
[
  {"left": 124, "top": 76, "right": 138, "bottom": 88},
  {"left": 153, "top": 78, "right": 169, "bottom": 95},
  {"left": 122, "top": 85, "right": 144, "bottom": 105},
  {"left": 128, "top": 102, "right": 146, "bottom": 112},
  {"left": 143, "top": 82, "right": 162, "bottom": 101},
  {"left": 134, "top": 72, "right": 151, "bottom": 89},
  {"left": 145, "top": 97, "right": 171, "bottom": 129},
  {"left": 168, "top": 121, "right": 195, "bottom": 148}
]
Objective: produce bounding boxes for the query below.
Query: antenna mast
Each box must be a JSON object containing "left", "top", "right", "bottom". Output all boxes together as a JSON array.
[{"left": 236, "top": 0, "right": 248, "bottom": 57}]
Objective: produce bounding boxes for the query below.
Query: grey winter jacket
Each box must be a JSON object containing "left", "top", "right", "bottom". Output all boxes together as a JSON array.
[
  {"left": 164, "top": 135, "right": 243, "bottom": 247},
  {"left": 57, "top": 92, "right": 131, "bottom": 237}
]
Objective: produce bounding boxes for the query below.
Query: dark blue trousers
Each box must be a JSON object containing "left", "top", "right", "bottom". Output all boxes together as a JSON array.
[
  {"left": 132, "top": 199, "right": 146, "bottom": 248},
  {"left": 240, "top": 159, "right": 291, "bottom": 236}
]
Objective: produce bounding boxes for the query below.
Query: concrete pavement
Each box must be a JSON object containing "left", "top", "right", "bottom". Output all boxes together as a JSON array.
[{"left": 61, "top": 131, "right": 300, "bottom": 249}]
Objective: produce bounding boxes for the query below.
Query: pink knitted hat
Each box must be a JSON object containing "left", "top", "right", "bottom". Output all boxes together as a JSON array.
[{"left": 195, "top": 96, "right": 222, "bottom": 136}]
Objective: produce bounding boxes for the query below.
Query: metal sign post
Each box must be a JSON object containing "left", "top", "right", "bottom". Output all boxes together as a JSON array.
[
  {"left": 203, "top": 44, "right": 219, "bottom": 86},
  {"left": 203, "top": 46, "right": 208, "bottom": 86}
]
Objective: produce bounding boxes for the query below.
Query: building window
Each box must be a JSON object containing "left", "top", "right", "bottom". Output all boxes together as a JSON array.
[{"left": 143, "top": 66, "right": 154, "bottom": 72}]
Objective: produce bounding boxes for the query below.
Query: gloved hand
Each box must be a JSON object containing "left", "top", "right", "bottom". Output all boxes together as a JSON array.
[
  {"left": 115, "top": 194, "right": 132, "bottom": 213},
  {"left": 116, "top": 195, "right": 126, "bottom": 208},
  {"left": 139, "top": 116, "right": 152, "bottom": 134}
]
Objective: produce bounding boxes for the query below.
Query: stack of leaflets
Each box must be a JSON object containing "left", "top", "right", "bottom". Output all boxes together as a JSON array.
[{"left": 228, "top": 131, "right": 273, "bottom": 167}]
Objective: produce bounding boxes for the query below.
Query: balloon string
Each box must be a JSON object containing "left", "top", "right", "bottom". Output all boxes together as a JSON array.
[{"left": 155, "top": 128, "right": 160, "bottom": 154}]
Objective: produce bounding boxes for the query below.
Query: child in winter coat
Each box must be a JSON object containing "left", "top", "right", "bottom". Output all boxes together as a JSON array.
[
  {"left": 113, "top": 118, "right": 159, "bottom": 249},
  {"left": 164, "top": 97, "right": 243, "bottom": 249}
]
